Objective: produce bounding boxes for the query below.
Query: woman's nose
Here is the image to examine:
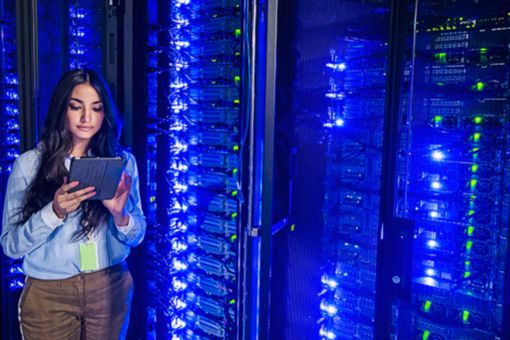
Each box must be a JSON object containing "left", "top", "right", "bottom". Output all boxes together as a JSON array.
[{"left": 81, "top": 108, "right": 92, "bottom": 122}]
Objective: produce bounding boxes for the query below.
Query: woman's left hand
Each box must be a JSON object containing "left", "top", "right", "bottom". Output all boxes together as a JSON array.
[{"left": 102, "top": 172, "right": 132, "bottom": 226}]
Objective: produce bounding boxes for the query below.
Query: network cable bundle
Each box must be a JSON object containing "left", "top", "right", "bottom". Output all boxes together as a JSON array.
[
  {"left": 145, "top": 0, "right": 241, "bottom": 338},
  {"left": 320, "top": 3, "right": 389, "bottom": 339},
  {"left": 394, "top": 1, "right": 510, "bottom": 338},
  {"left": 0, "top": 1, "right": 22, "bottom": 293}
]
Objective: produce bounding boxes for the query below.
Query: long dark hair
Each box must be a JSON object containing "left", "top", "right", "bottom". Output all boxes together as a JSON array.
[{"left": 17, "top": 68, "right": 123, "bottom": 239}]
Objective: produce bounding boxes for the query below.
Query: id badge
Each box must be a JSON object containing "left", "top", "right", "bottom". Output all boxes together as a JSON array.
[{"left": 80, "top": 241, "right": 99, "bottom": 271}]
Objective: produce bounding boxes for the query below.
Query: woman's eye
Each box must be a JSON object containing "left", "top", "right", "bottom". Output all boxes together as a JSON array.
[
  {"left": 93, "top": 107, "right": 103, "bottom": 112},
  {"left": 70, "top": 105, "right": 81, "bottom": 110}
]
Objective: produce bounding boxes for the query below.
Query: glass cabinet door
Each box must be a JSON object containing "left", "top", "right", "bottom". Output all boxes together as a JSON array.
[
  {"left": 393, "top": 1, "right": 510, "bottom": 338},
  {"left": 267, "top": 1, "right": 391, "bottom": 338}
]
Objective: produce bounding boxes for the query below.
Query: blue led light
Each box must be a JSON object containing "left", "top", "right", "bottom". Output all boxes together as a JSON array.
[
  {"left": 335, "top": 118, "right": 345, "bottom": 127},
  {"left": 326, "top": 62, "right": 347, "bottom": 71},
  {"left": 319, "top": 326, "right": 337, "bottom": 339},
  {"left": 69, "top": 8, "right": 87, "bottom": 19},
  {"left": 9, "top": 279, "right": 24, "bottom": 291},
  {"left": 325, "top": 92, "right": 345, "bottom": 100},
  {"left": 174, "top": 0, "right": 190, "bottom": 6},
  {"left": 321, "top": 274, "right": 339, "bottom": 289},
  {"left": 426, "top": 239, "right": 439, "bottom": 249},
  {"left": 8, "top": 265, "right": 23, "bottom": 275},
  {"left": 171, "top": 317, "right": 186, "bottom": 330},
  {"left": 425, "top": 268, "right": 436, "bottom": 276},
  {"left": 429, "top": 211, "right": 439, "bottom": 218},
  {"left": 431, "top": 150, "right": 445, "bottom": 161},
  {"left": 168, "top": 198, "right": 189, "bottom": 214},
  {"left": 430, "top": 181, "right": 441, "bottom": 189},
  {"left": 171, "top": 181, "right": 188, "bottom": 193},
  {"left": 169, "top": 218, "right": 188, "bottom": 233},
  {"left": 320, "top": 300, "right": 338, "bottom": 316},
  {"left": 171, "top": 297, "right": 187, "bottom": 310},
  {"left": 5, "top": 104, "right": 19, "bottom": 116},
  {"left": 171, "top": 238, "right": 189, "bottom": 252},
  {"left": 172, "top": 258, "right": 188, "bottom": 271},
  {"left": 421, "top": 277, "right": 439, "bottom": 288},
  {"left": 172, "top": 278, "right": 188, "bottom": 292},
  {"left": 169, "top": 160, "right": 189, "bottom": 172},
  {"left": 174, "top": 40, "right": 190, "bottom": 49}
]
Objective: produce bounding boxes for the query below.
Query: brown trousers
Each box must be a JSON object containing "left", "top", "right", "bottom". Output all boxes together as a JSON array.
[{"left": 18, "top": 262, "right": 134, "bottom": 340}]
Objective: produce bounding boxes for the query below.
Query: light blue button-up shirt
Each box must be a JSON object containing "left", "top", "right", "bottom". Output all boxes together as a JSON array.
[{"left": 1, "top": 147, "right": 146, "bottom": 279}]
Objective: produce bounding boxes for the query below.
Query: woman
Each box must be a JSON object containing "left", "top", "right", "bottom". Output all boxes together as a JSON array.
[{"left": 1, "top": 68, "right": 146, "bottom": 339}]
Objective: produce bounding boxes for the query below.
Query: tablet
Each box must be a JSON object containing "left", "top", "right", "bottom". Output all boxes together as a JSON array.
[{"left": 68, "top": 157, "right": 125, "bottom": 200}]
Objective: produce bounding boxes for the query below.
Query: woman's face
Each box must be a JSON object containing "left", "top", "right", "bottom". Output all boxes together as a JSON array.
[{"left": 66, "top": 83, "right": 105, "bottom": 148}]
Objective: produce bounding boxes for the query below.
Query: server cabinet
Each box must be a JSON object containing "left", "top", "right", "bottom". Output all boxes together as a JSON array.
[
  {"left": 390, "top": 1, "right": 510, "bottom": 339},
  {"left": 252, "top": 0, "right": 510, "bottom": 339},
  {"left": 0, "top": 1, "right": 21, "bottom": 339},
  {"left": 143, "top": 0, "right": 244, "bottom": 338}
]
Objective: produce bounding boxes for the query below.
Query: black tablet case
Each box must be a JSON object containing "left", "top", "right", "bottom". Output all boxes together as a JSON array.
[{"left": 68, "top": 157, "right": 125, "bottom": 200}]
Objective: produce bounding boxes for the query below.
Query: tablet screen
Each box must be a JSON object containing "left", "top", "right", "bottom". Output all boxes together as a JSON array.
[{"left": 68, "top": 157, "right": 125, "bottom": 200}]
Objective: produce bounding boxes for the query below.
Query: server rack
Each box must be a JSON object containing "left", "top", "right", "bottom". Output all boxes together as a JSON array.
[
  {"left": 391, "top": 1, "right": 510, "bottom": 338},
  {"left": 144, "top": 0, "right": 244, "bottom": 338},
  {"left": 0, "top": 1, "right": 21, "bottom": 338},
  {"left": 255, "top": 0, "right": 510, "bottom": 339}
]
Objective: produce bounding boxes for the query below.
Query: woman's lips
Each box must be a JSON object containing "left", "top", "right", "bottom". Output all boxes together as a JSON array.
[{"left": 77, "top": 126, "right": 94, "bottom": 131}]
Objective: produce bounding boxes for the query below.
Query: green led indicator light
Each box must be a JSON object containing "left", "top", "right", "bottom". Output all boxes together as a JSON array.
[
  {"left": 423, "top": 330, "right": 431, "bottom": 340},
  {"left": 423, "top": 300, "right": 432, "bottom": 312},
  {"left": 467, "top": 209, "right": 475, "bottom": 216},
  {"left": 463, "top": 310, "right": 470, "bottom": 323},
  {"left": 229, "top": 299, "right": 236, "bottom": 305},
  {"left": 233, "top": 99, "right": 240, "bottom": 104},
  {"left": 465, "top": 260, "right": 471, "bottom": 268},
  {"left": 471, "top": 164, "right": 478, "bottom": 173},
  {"left": 437, "top": 82, "right": 445, "bottom": 86},
  {"left": 231, "top": 190, "right": 238, "bottom": 197},
  {"left": 466, "top": 240, "right": 473, "bottom": 250},
  {"left": 474, "top": 116, "right": 482, "bottom": 124},
  {"left": 473, "top": 133, "right": 481, "bottom": 142},
  {"left": 467, "top": 226, "right": 475, "bottom": 236},
  {"left": 233, "top": 145, "right": 239, "bottom": 152},
  {"left": 473, "top": 81, "right": 485, "bottom": 91},
  {"left": 231, "top": 212, "right": 238, "bottom": 220},
  {"left": 464, "top": 271, "right": 471, "bottom": 278},
  {"left": 232, "top": 168, "right": 238, "bottom": 175},
  {"left": 234, "top": 75, "right": 241, "bottom": 86},
  {"left": 480, "top": 48, "right": 487, "bottom": 53},
  {"left": 434, "top": 115, "right": 443, "bottom": 124},
  {"left": 435, "top": 52, "right": 447, "bottom": 64},
  {"left": 470, "top": 179, "right": 477, "bottom": 190},
  {"left": 290, "top": 224, "right": 296, "bottom": 232},
  {"left": 230, "top": 234, "right": 237, "bottom": 242},
  {"left": 235, "top": 28, "right": 241, "bottom": 38}
]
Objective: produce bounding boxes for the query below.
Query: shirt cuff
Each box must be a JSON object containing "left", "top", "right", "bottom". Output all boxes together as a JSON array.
[
  {"left": 41, "top": 202, "right": 65, "bottom": 229},
  {"left": 115, "top": 213, "right": 133, "bottom": 234}
]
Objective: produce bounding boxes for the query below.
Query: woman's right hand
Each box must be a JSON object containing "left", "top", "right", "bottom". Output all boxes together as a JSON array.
[{"left": 52, "top": 177, "right": 96, "bottom": 219}]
